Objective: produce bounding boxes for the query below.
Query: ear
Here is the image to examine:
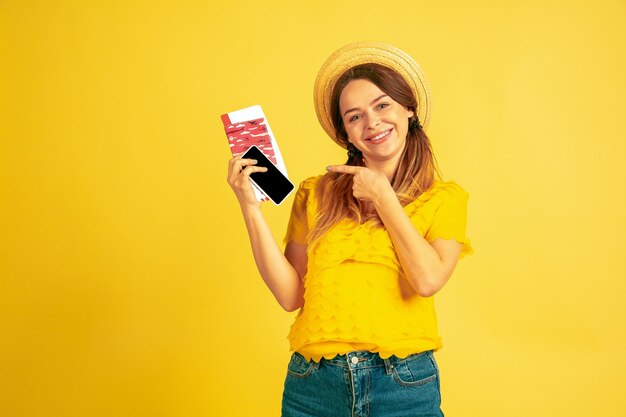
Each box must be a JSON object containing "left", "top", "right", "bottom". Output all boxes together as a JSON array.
[{"left": 406, "top": 107, "right": 415, "bottom": 118}]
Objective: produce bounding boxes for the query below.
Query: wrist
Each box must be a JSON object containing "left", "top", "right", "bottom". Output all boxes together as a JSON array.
[
  {"left": 373, "top": 186, "right": 398, "bottom": 209},
  {"left": 240, "top": 202, "right": 263, "bottom": 218}
]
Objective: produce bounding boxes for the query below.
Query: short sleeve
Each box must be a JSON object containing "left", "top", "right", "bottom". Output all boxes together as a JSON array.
[
  {"left": 424, "top": 184, "right": 474, "bottom": 259},
  {"left": 282, "top": 179, "right": 313, "bottom": 245}
]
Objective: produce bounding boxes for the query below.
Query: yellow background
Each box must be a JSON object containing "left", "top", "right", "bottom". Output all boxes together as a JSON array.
[{"left": 1, "top": 0, "right": 625, "bottom": 416}]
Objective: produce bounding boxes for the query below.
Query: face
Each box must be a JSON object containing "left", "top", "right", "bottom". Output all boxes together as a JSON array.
[{"left": 339, "top": 78, "right": 414, "bottom": 165}]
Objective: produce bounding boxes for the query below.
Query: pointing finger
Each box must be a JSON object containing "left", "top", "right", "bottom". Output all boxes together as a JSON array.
[{"left": 326, "top": 165, "right": 362, "bottom": 175}]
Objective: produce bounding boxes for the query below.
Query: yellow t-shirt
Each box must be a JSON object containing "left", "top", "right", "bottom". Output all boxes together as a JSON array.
[{"left": 283, "top": 174, "right": 474, "bottom": 362}]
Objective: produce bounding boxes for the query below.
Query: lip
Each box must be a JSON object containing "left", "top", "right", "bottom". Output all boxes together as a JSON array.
[{"left": 365, "top": 128, "right": 393, "bottom": 144}]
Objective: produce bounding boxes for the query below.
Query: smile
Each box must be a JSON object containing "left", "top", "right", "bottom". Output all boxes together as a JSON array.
[{"left": 366, "top": 128, "right": 392, "bottom": 142}]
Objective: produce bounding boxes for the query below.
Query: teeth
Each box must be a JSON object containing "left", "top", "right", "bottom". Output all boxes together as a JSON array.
[{"left": 370, "top": 130, "right": 390, "bottom": 141}]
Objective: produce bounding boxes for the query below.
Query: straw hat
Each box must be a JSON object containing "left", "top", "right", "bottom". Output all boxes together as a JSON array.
[{"left": 314, "top": 41, "right": 432, "bottom": 147}]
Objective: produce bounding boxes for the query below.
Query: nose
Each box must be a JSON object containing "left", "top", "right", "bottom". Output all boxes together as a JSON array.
[{"left": 367, "top": 114, "right": 381, "bottom": 129}]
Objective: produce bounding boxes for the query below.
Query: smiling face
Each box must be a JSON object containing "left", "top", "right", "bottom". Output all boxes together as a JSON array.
[{"left": 339, "top": 78, "right": 414, "bottom": 166}]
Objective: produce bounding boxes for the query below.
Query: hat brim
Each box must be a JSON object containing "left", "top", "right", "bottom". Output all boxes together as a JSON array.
[{"left": 314, "top": 41, "right": 432, "bottom": 148}]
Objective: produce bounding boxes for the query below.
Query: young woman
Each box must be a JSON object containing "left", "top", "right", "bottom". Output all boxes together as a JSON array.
[{"left": 227, "top": 42, "right": 473, "bottom": 417}]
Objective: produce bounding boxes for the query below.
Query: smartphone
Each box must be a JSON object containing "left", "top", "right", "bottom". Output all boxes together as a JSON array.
[{"left": 241, "top": 145, "right": 295, "bottom": 205}]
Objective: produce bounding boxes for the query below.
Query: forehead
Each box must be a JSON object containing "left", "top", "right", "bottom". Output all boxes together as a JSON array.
[{"left": 339, "top": 79, "right": 386, "bottom": 110}]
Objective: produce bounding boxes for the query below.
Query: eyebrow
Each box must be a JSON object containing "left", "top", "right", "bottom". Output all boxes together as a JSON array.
[{"left": 342, "top": 94, "right": 389, "bottom": 116}]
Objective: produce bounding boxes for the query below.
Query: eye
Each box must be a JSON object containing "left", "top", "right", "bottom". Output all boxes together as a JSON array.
[
  {"left": 377, "top": 102, "right": 389, "bottom": 109},
  {"left": 348, "top": 114, "right": 361, "bottom": 122}
]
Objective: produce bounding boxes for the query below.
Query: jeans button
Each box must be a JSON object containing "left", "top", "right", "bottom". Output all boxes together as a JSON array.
[{"left": 351, "top": 357, "right": 359, "bottom": 365}]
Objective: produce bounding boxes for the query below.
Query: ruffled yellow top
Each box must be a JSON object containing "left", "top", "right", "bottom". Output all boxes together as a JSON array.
[{"left": 283, "top": 174, "right": 473, "bottom": 363}]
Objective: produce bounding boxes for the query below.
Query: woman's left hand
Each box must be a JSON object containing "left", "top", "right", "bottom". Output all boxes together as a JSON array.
[{"left": 326, "top": 165, "right": 395, "bottom": 205}]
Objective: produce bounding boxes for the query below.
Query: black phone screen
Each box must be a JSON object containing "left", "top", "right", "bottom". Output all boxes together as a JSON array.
[{"left": 241, "top": 145, "right": 295, "bottom": 205}]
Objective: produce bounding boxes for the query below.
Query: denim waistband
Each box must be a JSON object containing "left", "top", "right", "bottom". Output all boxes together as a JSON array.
[{"left": 301, "top": 350, "right": 433, "bottom": 374}]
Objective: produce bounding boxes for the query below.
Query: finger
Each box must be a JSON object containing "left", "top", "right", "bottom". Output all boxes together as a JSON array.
[
  {"left": 230, "top": 153, "right": 246, "bottom": 162},
  {"left": 230, "top": 150, "right": 257, "bottom": 162},
  {"left": 326, "top": 165, "right": 362, "bottom": 175},
  {"left": 231, "top": 157, "right": 258, "bottom": 166},
  {"left": 230, "top": 158, "right": 258, "bottom": 174},
  {"left": 238, "top": 159, "right": 259, "bottom": 171},
  {"left": 231, "top": 165, "right": 267, "bottom": 186},
  {"left": 241, "top": 165, "right": 268, "bottom": 177},
  {"left": 228, "top": 159, "right": 259, "bottom": 183}
]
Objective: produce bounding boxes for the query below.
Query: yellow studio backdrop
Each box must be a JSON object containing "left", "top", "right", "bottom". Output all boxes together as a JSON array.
[{"left": 1, "top": 0, "right": 625, "bottom": 416}]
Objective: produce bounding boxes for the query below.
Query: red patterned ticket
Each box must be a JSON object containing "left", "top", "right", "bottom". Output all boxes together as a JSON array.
[
  {"left": 221, "top": 116, "right": 277, "bottom": 165},
  {"left": 220, "top": 105, "right": 289, "bottom": 202}
]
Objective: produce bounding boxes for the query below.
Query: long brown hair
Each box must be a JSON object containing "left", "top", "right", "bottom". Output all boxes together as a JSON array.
[{"left": 308, "top": 63, "right": 443, "bottom": 248}]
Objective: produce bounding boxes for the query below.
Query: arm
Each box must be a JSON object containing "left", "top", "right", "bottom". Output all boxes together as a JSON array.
[
  {"left": 326, "top": 164, "right": 462, "bottom": 297},
  {"left": 373, "top": 189, "right": 462, "bottom": 297},
  {"left": 284, "top": 241, "right": 307, "bottom": 310},
  {"left": 240, "top": 207, "right": 305, "bottom": 311},
  {"left": 227, "top": 154, "right": 304, "bottom": 311}
]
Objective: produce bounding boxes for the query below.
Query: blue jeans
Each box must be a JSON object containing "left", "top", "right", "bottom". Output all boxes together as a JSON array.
[{"left": 281, "top": 350, "right": 444, "bottom": 417}]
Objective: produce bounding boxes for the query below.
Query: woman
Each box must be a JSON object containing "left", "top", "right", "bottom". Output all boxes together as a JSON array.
[{"left": 227, "top": 42, "right": 473, "bottom": 417}]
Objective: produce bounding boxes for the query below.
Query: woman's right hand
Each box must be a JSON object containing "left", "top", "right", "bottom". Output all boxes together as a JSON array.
[{"left": 227, "top": 153, "right": 268, "bottom": 210}]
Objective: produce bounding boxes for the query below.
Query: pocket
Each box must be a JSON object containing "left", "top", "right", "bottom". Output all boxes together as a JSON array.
[
  {"left": 391, "top": 351, "right": 438, "bottom": 387},
  {"left": 286, "top": 352, "right": 315, "bottom": 379}
]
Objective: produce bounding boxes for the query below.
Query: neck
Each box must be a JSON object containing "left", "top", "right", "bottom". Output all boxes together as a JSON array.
[{"left": 362, "top": 153, "right": 402, "bottom": 182}]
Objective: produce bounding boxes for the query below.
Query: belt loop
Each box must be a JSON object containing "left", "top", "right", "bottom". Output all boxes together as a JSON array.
[{"left": 383, "top": 357, "right": 393, "bottom": 375}]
